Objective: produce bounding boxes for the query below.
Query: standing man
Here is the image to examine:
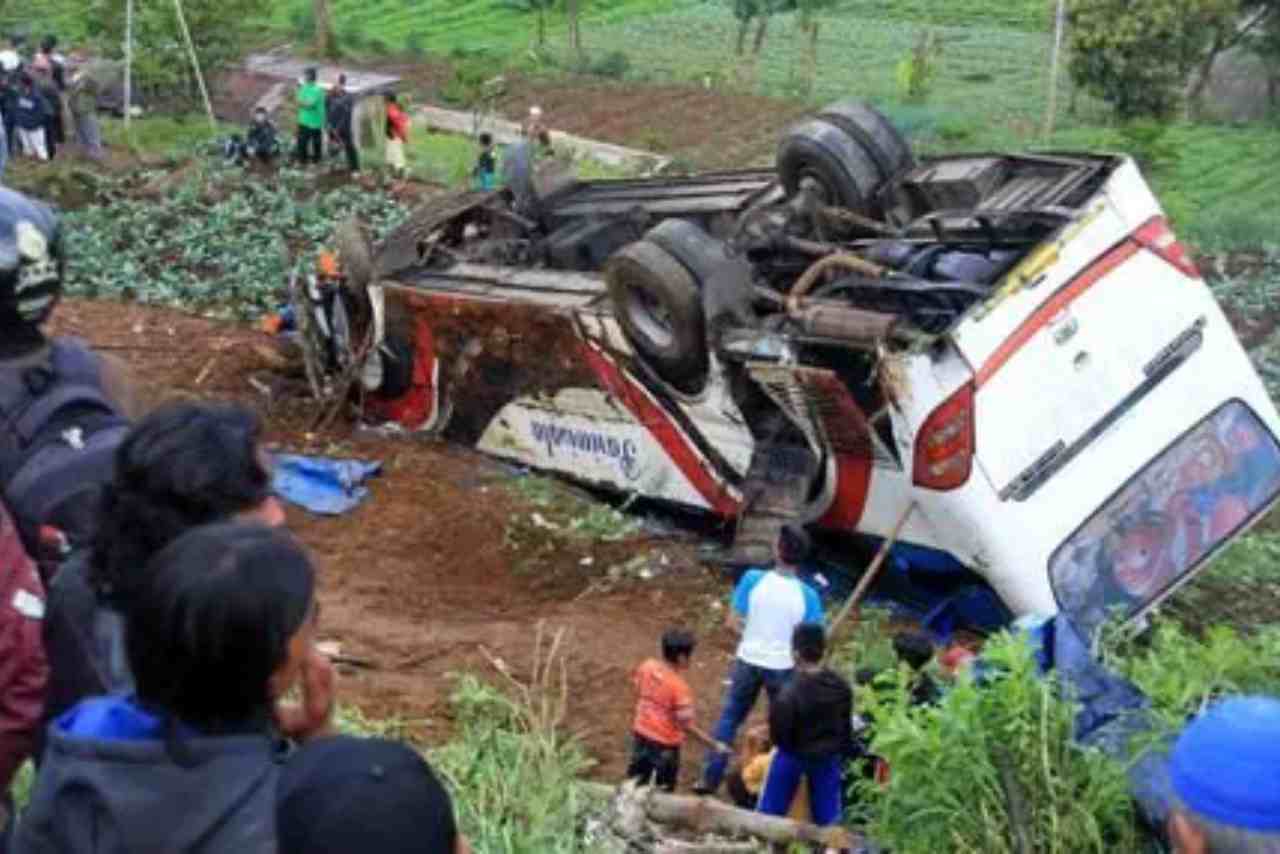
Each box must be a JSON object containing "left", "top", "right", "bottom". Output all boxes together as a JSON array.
[
  {"left": 696, "top": 524, "right": 824, "bottom": 795},
  {"left": 67, "top": 59, "right": 104, "bottom": 162},
  {"left": 757, "top": 623, "right": 854, "bottom": 828},
  {"left": 295, "top": 67, "right": 325, "bottom": 167},
  {"left": 34, "top": 38, "right": 65, "bottom": 161},
  {"left": 326, "top": 74, "right": 358, "bottom": 174}
]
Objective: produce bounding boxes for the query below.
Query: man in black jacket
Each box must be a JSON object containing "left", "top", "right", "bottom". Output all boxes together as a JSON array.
[
  {"left": 326, "top": 74, "right": 358, "bottom": 173},
  {"left": 757, "top": 623, "right": 853, "bottom": 827}
]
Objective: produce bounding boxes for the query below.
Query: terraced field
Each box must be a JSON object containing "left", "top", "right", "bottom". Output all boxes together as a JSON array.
[{"left": 279, "top": 0, "right": 682, "bottom": 53}]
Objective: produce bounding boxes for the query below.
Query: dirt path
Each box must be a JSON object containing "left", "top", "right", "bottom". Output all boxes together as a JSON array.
[{"left": 49, "top": 298, "right": 751, "bottom": 784}]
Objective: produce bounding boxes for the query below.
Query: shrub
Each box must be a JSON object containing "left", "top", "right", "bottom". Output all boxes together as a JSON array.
[
  {"left": 854, "top": 633, "right": 1142, "bottom": 852},
  {"left": 895, "top": 29, "right": 941, "bottom": 103},
  {"left": 591, "top": 51, "right": 632, "bottom": 80}
]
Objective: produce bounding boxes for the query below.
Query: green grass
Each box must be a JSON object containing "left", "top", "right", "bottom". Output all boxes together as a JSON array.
[
  {"left": 366, "top": 129, "right": 639, "bottom": 187},
  {"left": 1044, "top": 122, "right": 1280, "bottom": 251},
  {"left": 100, "top": 114, "right": 232, "bottom": 159},
  {"left": 281, "top": 0, "right": 683, "bottom": 54}
]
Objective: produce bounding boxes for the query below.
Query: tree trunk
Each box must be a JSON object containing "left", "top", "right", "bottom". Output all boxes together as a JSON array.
[
  {"left": 578, "top": 782, "right": 859, "bottom": 849},
  {"left": 313, "top": 0, "right": 336, "bottom": 58},
  {"left": 752, "top": 15, "right": 770, "bottom": 56},
  {"left": 805, "top": 19, "right": 820, "bottom": 95},
  {"left": 1185, "top": 36, "right": 1225, "bottom": 120},
  {"left": 736, "top": 15, "right": 751, "bottom": 56},
  {"left": 567, "top": 0, "right": 582, "bottom": 56},
  {"left": 1269, "top": 73, "right": 1279, "bottom": 108},
  {"left": 536, "top": 5, "right": 546, "bottom": 48}
]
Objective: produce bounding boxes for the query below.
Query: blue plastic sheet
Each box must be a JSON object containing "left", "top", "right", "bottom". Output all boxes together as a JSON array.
[{"left": 271, "top": 454, "right": 382, "bottom": 516}]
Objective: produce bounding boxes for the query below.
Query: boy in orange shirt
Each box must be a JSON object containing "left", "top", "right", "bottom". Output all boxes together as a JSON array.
[{"left": 628, "top": 629, "right": 730, "bottom": 792}]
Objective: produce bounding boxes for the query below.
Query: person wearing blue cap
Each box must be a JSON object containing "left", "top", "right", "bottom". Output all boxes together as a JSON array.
[{"left": 1164, "top": 696, "right": 1280, "bottom": 853}]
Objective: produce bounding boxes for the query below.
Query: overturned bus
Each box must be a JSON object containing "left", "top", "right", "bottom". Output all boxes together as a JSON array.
[{"left": 311, "top": 100, "right": 1280, "bottom": 636}]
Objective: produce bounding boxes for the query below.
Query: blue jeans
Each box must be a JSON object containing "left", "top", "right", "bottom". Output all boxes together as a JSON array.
[
  {"left": 700, "top": 659, "right": 792, "bottom": 791},
  {"left": 758, "top": 748, "right": 843, "bottom": 825}
]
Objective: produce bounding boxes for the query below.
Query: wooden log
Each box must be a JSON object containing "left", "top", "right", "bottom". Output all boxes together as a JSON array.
[{"left": 578, "top": 782, "right": 859, "bottom": 849}]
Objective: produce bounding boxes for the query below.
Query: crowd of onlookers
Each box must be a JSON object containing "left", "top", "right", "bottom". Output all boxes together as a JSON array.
[{"left": 0, "top": 33, "right": 105, "bottom": 174}]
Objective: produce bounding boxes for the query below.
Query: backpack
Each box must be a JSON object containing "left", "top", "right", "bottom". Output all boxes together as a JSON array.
[{"left": 0, "top": 338, "right": 129, "bottom": 575}]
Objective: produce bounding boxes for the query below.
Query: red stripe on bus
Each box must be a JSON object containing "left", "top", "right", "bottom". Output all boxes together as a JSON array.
[
  {"left": 581, "top": 343, "right": 740, "bottom": 516},
  {"left": 975, "top": 240, "right": 1139, "bottom": 389}
]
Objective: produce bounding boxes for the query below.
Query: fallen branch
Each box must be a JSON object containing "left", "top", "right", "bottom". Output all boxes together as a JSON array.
[{"left": 578, "top": 781, "right": 858, "bottom": 849}]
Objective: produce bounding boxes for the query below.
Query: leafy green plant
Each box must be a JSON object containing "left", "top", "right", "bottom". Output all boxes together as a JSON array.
[
  {"left": 591, "top": 50, "right": 633, "bottom": 79},
  {"left": 1108, "top": 621, "right": 1280, "bottom": 735},
  {"left": 63, "top": 167, "right": 409, "bottom": 318},
  {"left": 855, "top": 633, "right": 1142, "bottom": 853},
  {"left": 894, "top": 29, "right": 941, "bottom": 103},
  {"left": 429, "top": 625, "right": 593, "bottom": 853}
]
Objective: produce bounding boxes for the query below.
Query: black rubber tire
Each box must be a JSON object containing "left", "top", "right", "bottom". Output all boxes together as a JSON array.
[
  {"left": 606, "top": 240, "right": 708, "bottom": 394},
  {"left": 816, "top": 99, "right": 914, "bottom": 184},
  {"left": 644, "top": 218, "right": 736, "bottom": 287},
  {"left": 776, "top": 117, "right": 883, "bottom": 214}
]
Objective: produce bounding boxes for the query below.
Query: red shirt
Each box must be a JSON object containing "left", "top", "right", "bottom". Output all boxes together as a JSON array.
[
  {"left": 632, "top": 658, "right": 694, "bottom": 747},
  {"left": 385, "top": 103, "right": 409, "bottom": 142},
  {"left": 0, "top": 501, "right": 47, "bottom": 790}
]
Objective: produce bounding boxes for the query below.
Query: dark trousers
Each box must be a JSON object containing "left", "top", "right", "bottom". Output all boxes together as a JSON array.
[
  {"left": 46, "top": 110, "right": 62, "bottom": 158},
  {"left": 700, "top": 659, "right": 792, "bottom": 791},
  {"left": 295, "top": 126, "right": 322, "bottom": 164},
  {"left": 335, "top": 127, "right": 359, "bottom": 171},
  {"left": 626, "top": 732, "right": 680, "bottom": 792}
]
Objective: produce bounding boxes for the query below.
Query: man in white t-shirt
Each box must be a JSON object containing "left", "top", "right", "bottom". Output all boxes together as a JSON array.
[{"left": 695, "top": 524, "right": 824, "bottom": 795}]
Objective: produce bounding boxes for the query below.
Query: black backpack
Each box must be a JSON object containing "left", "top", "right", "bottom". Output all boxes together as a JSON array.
[{"left": 0, "top": 338, "right": 129, "bottom": 576}]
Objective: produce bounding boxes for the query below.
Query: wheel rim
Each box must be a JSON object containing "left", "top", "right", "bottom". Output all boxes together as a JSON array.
[
  {"left": 626, "top": 283, "right": 675, "bottom": 349},
  {"left": 797, "top": 165, "right": 834, "bottom": 204}
]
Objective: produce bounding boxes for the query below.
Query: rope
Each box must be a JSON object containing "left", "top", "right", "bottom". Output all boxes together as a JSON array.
[{"left": 172, "top": 0, "right": 218, "bottom": 133}]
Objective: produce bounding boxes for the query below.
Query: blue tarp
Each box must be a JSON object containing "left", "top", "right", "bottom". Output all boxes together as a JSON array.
[{"left": 272, "top": 454, "right": 382, "bottom": 516}]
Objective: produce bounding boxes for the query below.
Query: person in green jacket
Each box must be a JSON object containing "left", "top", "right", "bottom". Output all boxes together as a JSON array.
[{"left": 294, "top": 67, "right": 325, "bottom": 166}]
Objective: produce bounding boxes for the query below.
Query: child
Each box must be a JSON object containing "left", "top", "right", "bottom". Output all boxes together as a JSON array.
[
  {"left": 628, "top": 628, "right": 729, "bottom": 792},
  {"left": 472, "top": 132, "right": 496, "bottom": 191},
  {"left": 757, "top": 623, "right": 853, "bottom": 827},
  {"left": 384, "top": 93, "right": 410, "bottom": 178}
]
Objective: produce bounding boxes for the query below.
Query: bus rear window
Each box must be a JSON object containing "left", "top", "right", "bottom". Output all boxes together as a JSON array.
[{"left": 1050, "top": 400, "right": 1280, "bottom": 638}]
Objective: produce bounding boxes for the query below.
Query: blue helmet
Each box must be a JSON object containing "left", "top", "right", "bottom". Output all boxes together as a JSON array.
[{"left": 0, "top": 187, "right": 63, "bottom": 329}]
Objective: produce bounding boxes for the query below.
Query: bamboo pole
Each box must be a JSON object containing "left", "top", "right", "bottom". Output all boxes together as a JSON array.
[
  {"left": 1042, "top": 0, "right": 1067, "bottom": 142},
  {"left": 824, "top": 501, "right": 917, "bottom": 659},
  {"left": 123, "top": 0, "right": 133, "bottom": 138},
  {"left": 172, "top": 0, "right": 219, "bottom": 133}
]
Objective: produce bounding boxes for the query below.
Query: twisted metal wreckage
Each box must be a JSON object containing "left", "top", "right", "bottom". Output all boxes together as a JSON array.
[{"left": 285, "top": 100, "right": 1280, "bottom": 651}]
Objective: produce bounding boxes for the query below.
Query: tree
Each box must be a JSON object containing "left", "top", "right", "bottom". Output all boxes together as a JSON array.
[
  {"left": 732, "top": 0, "right": 778, "bottom": 58},
  {"left": 564, "top": 0, "right": 583, "bottom": 57},
  {"left": 313, "top": 0, "right": 337, "bottom": 59},
  {"left": 1184, "top": 0, "right": 1277, "bottom": 116},
  {"left": 1069, "top": 0, "right": 1277, "bottom": 120},
  {"left": 795, "top": 0, "right": 834, "bottom": 94},
  {"left": 84, "top": 0, "right": 267, "bottom": 104},
  {"left": 1245, "top": 2, "right": 1280, "bottom": 107}
]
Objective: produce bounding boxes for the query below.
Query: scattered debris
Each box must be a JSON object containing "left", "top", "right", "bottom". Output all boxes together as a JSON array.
[{"left": 272, "top": 454, "right": 382, "bottom": 515}]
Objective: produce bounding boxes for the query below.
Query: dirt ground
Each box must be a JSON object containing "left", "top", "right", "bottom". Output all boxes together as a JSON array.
[
  {"left": 383, "top": 61, "right": 813, "bottom": 169},
  {"left": 48, "top": 298, "right": 750, "bottom": 785}
]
